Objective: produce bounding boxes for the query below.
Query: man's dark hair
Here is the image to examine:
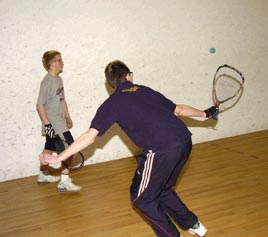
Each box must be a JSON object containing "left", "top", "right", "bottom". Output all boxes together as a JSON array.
[{"left": 104, "top": 60, "right": 130, "bottom": 88}]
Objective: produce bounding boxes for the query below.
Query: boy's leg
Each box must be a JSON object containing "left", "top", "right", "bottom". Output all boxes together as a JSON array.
[
  {"left": 55, "top": 132, "right": 74, "bottom": 173},
  {"left": 55, "top": 131, "right": 82, "bottom": 192}
]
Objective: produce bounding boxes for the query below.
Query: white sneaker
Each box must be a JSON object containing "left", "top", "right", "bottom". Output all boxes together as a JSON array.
[
  {"left": 57, "top": 177, "right": 82, "bottom": 192},
  {"left": 188, "top": 221, "right": 207, "bottom": 236},
  {"left": 37, "top": 171, "right": 60, "bottom": 184}
]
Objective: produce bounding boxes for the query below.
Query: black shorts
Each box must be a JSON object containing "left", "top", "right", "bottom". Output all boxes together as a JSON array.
[{"left": 44, "top": 131, "right": 74, "bottom": 153}]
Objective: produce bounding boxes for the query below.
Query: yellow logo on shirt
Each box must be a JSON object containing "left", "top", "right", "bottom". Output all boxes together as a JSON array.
[{"left": 122, "top": 86, "right": 139, "bottom": 93}]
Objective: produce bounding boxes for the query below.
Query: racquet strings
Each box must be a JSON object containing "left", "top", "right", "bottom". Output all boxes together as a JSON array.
[
  {"left": 213, "top": 65, "right": 244, "bottom": 106},
  {"left": 214, "top": 73, "right": 243, "bottom": 103}
]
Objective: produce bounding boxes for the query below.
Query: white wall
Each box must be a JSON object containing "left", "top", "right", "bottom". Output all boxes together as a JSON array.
[{"left": 0, "top": 0, "right": 267, "bottom": 181}]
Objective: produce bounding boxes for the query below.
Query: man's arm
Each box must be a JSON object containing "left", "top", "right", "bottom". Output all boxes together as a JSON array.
[
  {"left": 40, "top": 128, "right": 99, "bottom": 164},
  {"left": 174, "top": 104, "right": 206, "bottom": 117},
  {"left": 174, "top": 104, "right": 219, "bottom": 119}
]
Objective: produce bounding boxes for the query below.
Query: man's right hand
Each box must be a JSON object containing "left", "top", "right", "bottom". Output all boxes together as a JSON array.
[
  {"left": 204, "top": 106, "right": 219, "bottom": 120},
  {"left": 39, "top": 153, "right": 59, "bottom": 165}
]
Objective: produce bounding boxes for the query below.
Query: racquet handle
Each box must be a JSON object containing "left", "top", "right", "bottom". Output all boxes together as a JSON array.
[{"left": 214, "top": 101, "right": 221, "bottom": 107}]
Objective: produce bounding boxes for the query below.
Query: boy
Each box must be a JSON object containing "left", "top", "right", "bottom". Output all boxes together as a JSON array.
[{"left": 37, "top": 50, "right": 81, "bottom": 192}]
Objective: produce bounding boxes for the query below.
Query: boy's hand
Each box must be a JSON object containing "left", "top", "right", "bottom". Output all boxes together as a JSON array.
[
  {"left": 65, "top": 117, "right": 73, "bottom": 129},
  {"left": 44, "top": 124, "right": 55, "bottom": 138}
]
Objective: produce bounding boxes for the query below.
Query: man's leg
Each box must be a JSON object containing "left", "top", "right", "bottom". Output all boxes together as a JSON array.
[
  {"left": 159, "top": 139, "right": 198, "bottom": 230},
  {"left": 130, "top": 151, "right": 182, "bottom": 237},
  {"left": 159, "top": 138, "right": 207, "bottom": 236}
]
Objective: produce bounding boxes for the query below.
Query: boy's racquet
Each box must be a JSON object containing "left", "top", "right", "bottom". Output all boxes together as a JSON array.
[
  {"left": 54, "top": 135, "right": 84, "bottom": 172},
  {"left": 212, "top": 64, "right": 245, "bottom": 111}
]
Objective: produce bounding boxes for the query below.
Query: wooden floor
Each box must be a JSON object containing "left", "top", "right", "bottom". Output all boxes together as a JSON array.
[{"left": 0, "top": 131, "right": 267, "bottom": 237}]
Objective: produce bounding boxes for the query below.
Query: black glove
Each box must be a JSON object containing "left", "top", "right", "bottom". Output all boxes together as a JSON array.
[
  {"left": 44, "top": 124, "right": 55, "bottom": 138},
  {"left": 204, "top": 106, "right": 219, "bottom": 120}
]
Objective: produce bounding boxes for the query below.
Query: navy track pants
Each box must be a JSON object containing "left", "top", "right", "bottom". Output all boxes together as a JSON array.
[{"left": 130, "top": 137, "right": 198, "bottom": 237}]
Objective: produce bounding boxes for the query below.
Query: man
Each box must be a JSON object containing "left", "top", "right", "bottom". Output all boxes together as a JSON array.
[
  {"left": 40, "top": 60, "right": 218, "bottom": 236},
  {"left": 36, "top": 50, "right": 81, "bottom": 192}
]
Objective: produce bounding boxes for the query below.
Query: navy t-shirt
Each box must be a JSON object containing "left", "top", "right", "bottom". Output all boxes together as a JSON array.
[{"left": 90, "top": 81, "right": 191, "bottom": 152}]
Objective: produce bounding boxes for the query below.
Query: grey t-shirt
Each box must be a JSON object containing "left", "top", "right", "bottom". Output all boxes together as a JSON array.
[{"left": 37, "top": 73, "right": 68, "bottom": 134}]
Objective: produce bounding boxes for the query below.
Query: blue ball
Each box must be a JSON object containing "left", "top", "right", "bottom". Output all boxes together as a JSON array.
[{"left": 210, "top": 48, "right": 216, "bottom": 54}]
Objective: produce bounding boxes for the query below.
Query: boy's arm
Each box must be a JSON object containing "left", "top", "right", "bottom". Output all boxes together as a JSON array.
[
  {"left": 36, "top": 103, "right": 56, "bottom": 138},
  {"left": 36, "top": 104, "right": 50, "bottom": 125},
  {"left": 64, "top": 101, "right": 73, "bottom": 129}
]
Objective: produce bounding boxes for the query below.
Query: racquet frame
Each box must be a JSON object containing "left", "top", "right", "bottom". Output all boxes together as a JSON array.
[{"left": 212, "top": 64, "right": 245, "bottom": 107}]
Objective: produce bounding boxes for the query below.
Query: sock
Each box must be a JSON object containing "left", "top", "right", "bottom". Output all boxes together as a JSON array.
[
  {"left": 40, "top": 170, "right": 48, "bottom": 175},
  {"left": 192, "top": 221, "right": 200, "bottom": 229},
  {"left": 61, "top": 174, "right": 69, "bottom": 182}
]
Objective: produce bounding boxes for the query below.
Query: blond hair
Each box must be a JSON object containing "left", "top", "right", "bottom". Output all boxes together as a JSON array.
[{"left": 42, "top": 50, "right": 61, "bottom": 71}]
